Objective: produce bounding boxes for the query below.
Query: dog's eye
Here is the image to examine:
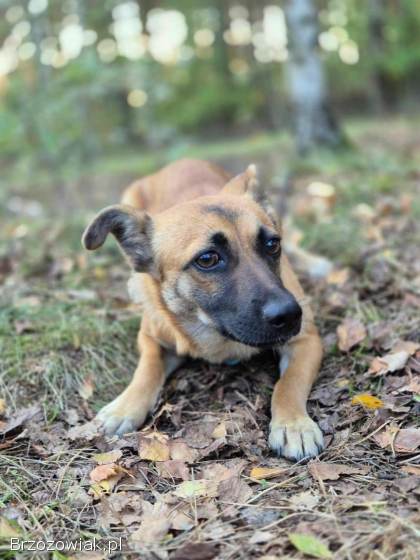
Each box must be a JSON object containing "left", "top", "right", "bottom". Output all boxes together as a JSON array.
[
  {"left": 265, "top": 237, "right": 281, "bottom": 256},
  {"left": 195, "top": 251, "right": 220, "bottom": 270}
]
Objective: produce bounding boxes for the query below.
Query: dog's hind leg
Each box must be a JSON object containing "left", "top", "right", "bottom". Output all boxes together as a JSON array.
[{"left": 96, "top": 323, "right": 183, "bottom": 436}]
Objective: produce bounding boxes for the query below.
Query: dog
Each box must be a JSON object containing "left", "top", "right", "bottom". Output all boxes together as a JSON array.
[{"left": 82, "top": 159, "right": 324, "bottom": 461}]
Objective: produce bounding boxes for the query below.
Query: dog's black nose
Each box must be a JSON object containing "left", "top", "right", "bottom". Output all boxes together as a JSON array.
[{"left": 262, "top": 298, "right": 302, "bottom": 329}]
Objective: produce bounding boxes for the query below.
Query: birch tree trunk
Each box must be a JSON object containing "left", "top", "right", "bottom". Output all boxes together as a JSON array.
[{"left": 285, "top": 0, "right": 342, "bottom": 153}]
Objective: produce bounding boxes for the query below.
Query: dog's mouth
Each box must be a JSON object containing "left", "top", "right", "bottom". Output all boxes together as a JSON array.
[{"left": 219, "top": 323, "right": 301, "bottom": 348}]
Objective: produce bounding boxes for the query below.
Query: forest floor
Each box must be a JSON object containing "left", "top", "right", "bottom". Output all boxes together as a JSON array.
[{"left": 1, "top": 118, "right": 419, "bottom": 559}]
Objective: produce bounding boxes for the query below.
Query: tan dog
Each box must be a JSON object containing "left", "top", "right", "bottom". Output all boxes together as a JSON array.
[{"left": 82, "top": 159, "right": 324, "bottom": 461}]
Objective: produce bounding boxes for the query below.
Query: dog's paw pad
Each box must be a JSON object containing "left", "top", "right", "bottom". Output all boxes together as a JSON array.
[{"left": 269, "top": 416, "right": 324, "bottom": 462}]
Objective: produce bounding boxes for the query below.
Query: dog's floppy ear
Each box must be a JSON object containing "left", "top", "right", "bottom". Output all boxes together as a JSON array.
[{"left": 82, "top": 204, "right": 154, "bottom": 273}]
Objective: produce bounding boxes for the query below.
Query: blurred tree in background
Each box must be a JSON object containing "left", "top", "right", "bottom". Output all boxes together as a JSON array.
[{"left": 0, "top": 0, "right": 420, "bottom": 178}]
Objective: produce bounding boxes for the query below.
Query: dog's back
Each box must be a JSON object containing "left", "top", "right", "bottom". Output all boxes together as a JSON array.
[{"left": 121, "top": 158, "right": 231, "bottom": 214}]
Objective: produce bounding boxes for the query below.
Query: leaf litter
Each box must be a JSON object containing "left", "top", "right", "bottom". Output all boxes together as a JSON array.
[{"left": 1, "top": 129, "right": 420, "bottom": 559}]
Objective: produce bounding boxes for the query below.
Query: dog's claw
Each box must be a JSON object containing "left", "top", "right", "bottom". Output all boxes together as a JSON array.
[{"left": 269, "top": 415, "right": 324, "bottom": 462}]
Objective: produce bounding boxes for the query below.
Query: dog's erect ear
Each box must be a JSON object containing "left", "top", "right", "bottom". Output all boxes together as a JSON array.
[
  {"left": 222, "top": 164, "right": 259, "bottom": 197},
  {"left": 223, "top": 164, "right": 279, "bottom": 226},
  {"left": 82, "top": 205, "right": 154, "bottom": 273}
]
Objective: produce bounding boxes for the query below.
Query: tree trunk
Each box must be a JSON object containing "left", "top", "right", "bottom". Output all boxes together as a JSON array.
[{"left": 284, "top": 0, "right": 342, "bottom": 153}]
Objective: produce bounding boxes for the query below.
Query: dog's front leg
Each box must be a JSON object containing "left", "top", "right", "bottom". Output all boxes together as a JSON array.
[
  {"left": 269, "top": 324, "right": 324, "bottom": 461},
  {"left": 96, "top": 325, "right": 183, "bottom": 436}
]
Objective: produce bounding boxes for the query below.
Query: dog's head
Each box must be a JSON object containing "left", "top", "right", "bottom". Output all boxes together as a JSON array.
[{"left": 82, "top": 165, "right": 302, "bottom": 347}]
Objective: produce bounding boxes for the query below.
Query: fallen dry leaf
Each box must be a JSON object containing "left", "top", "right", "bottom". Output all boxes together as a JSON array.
[
  {"left": 156, "top": 460, "right": 189, "bottom": 481},
  {"left": 289, "top": 490, "right": 320, "bottom": 511},
  {"left": 78, "top": 376, "right": 95, "bottom": 400},
  {"left": 392, "top": 340, "right": 420, "bottom": 355},
  {"left": 249, "top": 466, "right": 287, "bottom": 480},
  {"left": 309, "top": 462, "right": 368, "bottom": 481},
  {"left": 337, "top": 318, "right": 367, "bottom": 352},
  {"left": 0, "top": 517, "right": 21, "bottom": 539},
  {"left": 0, "top": 405, "right": 41, "bottom": 437},
  {"left": 368, "top": 351, "right": 410, "bottom": 376},
  {"left": 174, "top": 479, "right": 219, "bottom": 499},
  {"left": 249, "top": 530, "right": 276, "bottom": 544},
  {"left": 138, "top": 433, "right": 170, "bottom": 462},
  {"left": 93, "top": 450, "right": 123, "bottom": 465},
  {"left": 171, "top": 542, "right": 218, "bottom": 560},
  {"left": 0, "top": 399, "right": 6, "bottom": 416},
  {"left": 169, "top": 439, "right": 199, "bottom": 462},
  {"left": 351, "top": 394, "right": 384, "bottom": 409},
  {"left": 90, "top": 463, "right": 124, "bottom": 483},
  {"left": 211, "top": 421, "right": 227, "bottom": 439},
  {"left": 326, "top": 268, "right": 350, "bottom": 286},
  {"left": 130, "top": 500, "right": 171, "bottom": 545},
  {"left": 401, "top": 465, "right": 420, "bottom": 475},
  {"left": 373, "top": 426, "right": 420, "bottom": 453}
]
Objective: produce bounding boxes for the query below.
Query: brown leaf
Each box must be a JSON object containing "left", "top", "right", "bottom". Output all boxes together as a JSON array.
[
  {"left": 78, "top": 376, "right": 95, "bottom": 400},
  {"left": 401, "top": 465, "right": 420, "bottom": 476},
  {"left": 156, "top": 460, "right": 189, "bottom": 481},
  {"left": 393, "top": 428, "right": 420, "bottom": 453},
  {"left": 337, "top": 318, "right": 366, "bottom": 352},
  {"left": 0, "top": 405, "right": 41, "bottom": 437},
  {"left": 138, "top": 432, "right": 170, "bottom": 462},
  {"left": 169, "top": 439, "right": 199, "bottom": 462},
  {"left": 326, "top": 267, "right": 350, "bottom": 286},
  {"left": 368, "top": 351, "right": 410, "bottom": 376},
  {"left": 90, "top": 463, "right": 121, "bottom": 483},
  {"left": 171, "top": 543, "right": 218, "bottom": 560},
  {"left": 309, "top": 462, "right": 368, "bottom": 481},
  {"left": 130, "top": 501, "right": 171, "bottom": 545},
  {"left": 373, "top": 426, "right": 420, "bottom": 453},
  {"left": 392, "top": 340, "right": 420, "bottom": 355}
]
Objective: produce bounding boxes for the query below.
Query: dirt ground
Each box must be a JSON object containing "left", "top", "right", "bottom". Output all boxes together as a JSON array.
[{"left": 1, "top": 120, "right": 419, "bottom": 559}]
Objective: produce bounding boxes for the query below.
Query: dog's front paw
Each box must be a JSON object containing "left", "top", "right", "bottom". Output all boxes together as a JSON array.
[
  {"left": 96, "top": 393, "right": 148, "bottom": 437},
  {"left": 269, "top": 415, "right": 324, "bottom": 461}
]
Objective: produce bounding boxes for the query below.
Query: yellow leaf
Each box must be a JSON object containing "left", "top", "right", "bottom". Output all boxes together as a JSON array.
[
  {"left": 93, "top": 266, "right": 107, "bottom": 279},
  {"left": 250, "top": 466, "right": 286, "bottom": 480},
  {"left": 93, "top": 450, "right": 123, "bottom": 465},
  {"left": 326, "top": 268, "right": 349, "bottom": 286},
  {"left": 139, "top": 437, "right": 170, "bottom": 462},
  {"left": 211, "top": 421, "right": 227, "bottom": 439},
  {"left": 351, "top": 394, "right": 383, "bottom": 409},
  {"left": 174, "top": 479, "right": 219, "bottom": 499},
  {"left": 0, "top": 399, "right": 6, "bottom": 416},
  {"left": 0, "top": 517, "right": 21, "bottom": 539}
]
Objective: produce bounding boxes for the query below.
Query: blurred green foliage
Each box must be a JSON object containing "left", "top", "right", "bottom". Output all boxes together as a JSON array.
[{"left": 0, "top": 0, "right": 420, "bottom": 177}]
